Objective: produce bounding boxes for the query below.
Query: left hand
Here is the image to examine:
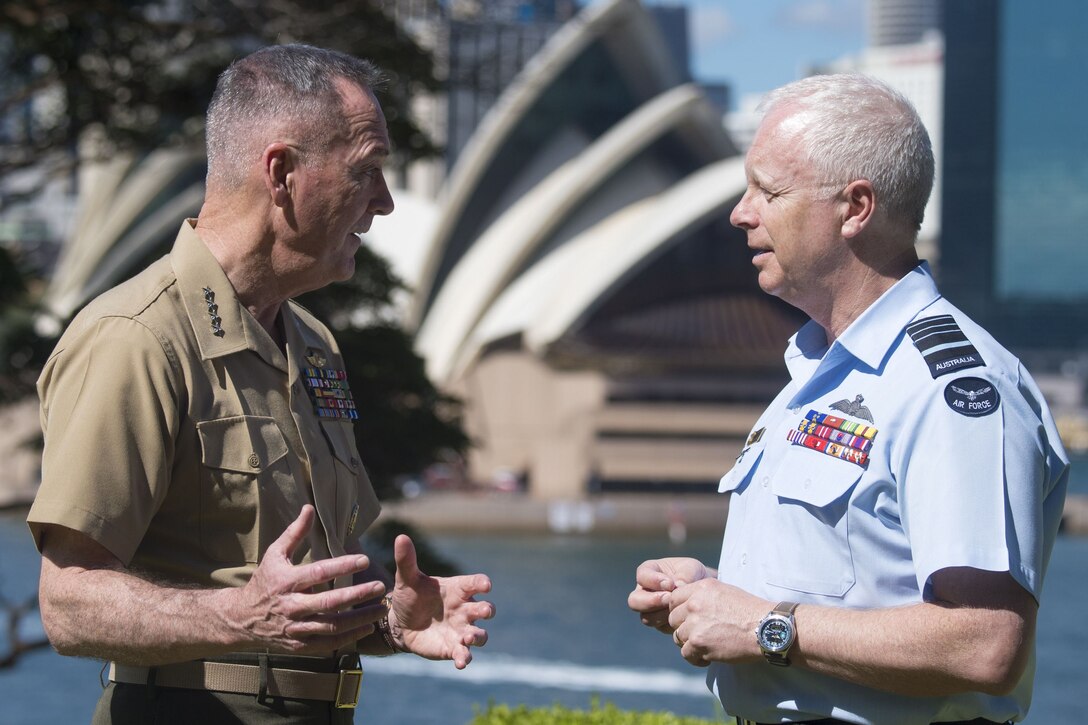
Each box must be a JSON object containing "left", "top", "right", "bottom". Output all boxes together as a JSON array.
[
  {"left": 387, "top": 534, "right": 494, "bottom": 669},
  {"left": 667, "top": 579, "right": 767, "bottom": 667}
]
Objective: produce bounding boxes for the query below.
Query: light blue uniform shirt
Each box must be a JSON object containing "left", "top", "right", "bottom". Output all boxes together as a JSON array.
[{"left": 708, "top": 263, "right": 1069, "bottom": 724}]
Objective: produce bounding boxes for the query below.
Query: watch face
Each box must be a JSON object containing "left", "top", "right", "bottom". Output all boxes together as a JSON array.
[{"left": 758, "top": 617, "right": 793, "bottom": 653}]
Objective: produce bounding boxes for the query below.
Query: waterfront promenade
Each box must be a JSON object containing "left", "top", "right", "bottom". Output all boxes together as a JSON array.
[{"left": 378, "top": 487, "right": 1088, "bottom": 537}]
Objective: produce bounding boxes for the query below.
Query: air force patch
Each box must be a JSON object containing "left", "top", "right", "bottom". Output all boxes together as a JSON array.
[{"left": 944, "top": 376, "right": 1000, "bottom": 417}]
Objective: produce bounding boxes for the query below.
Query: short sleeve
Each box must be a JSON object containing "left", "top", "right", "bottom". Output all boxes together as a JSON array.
[
  {"left": 28, "top": 316, "right": 180, "bottom": 564},
  {"left": 898, "top": 368, "right": 1054, "bottom": 601}
]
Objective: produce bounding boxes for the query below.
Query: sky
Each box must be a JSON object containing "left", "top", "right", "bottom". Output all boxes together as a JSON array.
[{"left": 669, "top": 0, "right": 867, "bottom": 108}]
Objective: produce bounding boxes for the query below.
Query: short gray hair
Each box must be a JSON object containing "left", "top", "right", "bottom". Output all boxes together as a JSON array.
[
  {"left": 205, "top": 44, "right": 385, "bottom": 188},
  {"left": 760, "top": 73, "right": 934, "bottom": 232}
]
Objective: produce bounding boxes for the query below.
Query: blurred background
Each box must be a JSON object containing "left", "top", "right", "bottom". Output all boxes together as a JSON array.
[{"left": 0, "top": 0, "right": 1085, "bottom": 723}]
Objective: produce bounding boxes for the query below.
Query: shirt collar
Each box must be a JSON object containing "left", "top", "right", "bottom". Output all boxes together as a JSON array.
[
  {"left": 835, "top": 261, "right": 942, "bottom": 371},
  {"left": 785, "top": 261, "right": 942, "bottom": 379},
  {"left": 171, "top": 220, "right": 289, "bottom": 370}
]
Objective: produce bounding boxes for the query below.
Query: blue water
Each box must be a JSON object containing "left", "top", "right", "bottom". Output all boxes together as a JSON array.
[{"left": 1, "top": 510, "right": 1086, "bottom": 724}]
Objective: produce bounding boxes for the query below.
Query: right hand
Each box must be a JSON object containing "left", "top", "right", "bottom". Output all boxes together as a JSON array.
[
  {"left": 230, "top": 505, "right": 387, "bottom": 654},
  {"left": 628, "top": 557, "right": 713, "bottom": 634}
]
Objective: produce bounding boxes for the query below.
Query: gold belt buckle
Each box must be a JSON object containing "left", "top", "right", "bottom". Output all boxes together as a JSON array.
[{"left": 335, "top": 668, "right": 363, "bottom": 709}]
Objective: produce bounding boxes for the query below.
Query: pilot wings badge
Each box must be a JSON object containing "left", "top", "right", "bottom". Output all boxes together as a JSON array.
[{"left": 829, "top": 394, "right": 874, "bottom": 423}]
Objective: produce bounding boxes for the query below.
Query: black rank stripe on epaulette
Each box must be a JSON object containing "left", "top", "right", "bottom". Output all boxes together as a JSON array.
[{"left": 905, "top": 314, "right": 985, "bottom": 379}]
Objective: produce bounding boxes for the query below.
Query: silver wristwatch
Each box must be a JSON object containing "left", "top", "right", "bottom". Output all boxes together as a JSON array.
[{"left": 756, "top": 601, "right": 799, "bottom": 666}]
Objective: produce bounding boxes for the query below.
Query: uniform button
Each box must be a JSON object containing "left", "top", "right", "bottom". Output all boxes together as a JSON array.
[
  {"left": 804, "top": 478, "right": 811, "bottom": 489},
  {"left": 741, "top": 553, "right": 748, "bottom": 566},
  {"left": 248, "top": 453, "right": 260, "bottom": 468},
  {"left": 761, "top": 476, "right": 770, "bottom": 488},
  {"left": 350, "top": 457, "right": 359, "bottom": 468}
]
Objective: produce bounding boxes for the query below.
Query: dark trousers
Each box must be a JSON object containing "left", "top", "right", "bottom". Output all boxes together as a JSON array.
[{"left": 92, "top": 682, "right": 356, "bottom": 725}]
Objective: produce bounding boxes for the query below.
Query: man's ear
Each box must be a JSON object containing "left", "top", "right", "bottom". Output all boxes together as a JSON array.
[
  {"left": 840, "top": 179, "right": 876, "bottom": 239},
  {"left": 262, "top": 142, "right": 295, "bottom": 208}
]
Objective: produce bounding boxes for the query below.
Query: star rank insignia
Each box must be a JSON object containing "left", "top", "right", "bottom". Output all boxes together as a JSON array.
[{"left": 203, "top": 287, "right": 224, "bottom": 337}]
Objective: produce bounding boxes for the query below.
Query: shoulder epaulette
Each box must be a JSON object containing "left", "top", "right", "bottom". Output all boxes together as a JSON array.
[{"left": 905, "top": 314, "right": 985, "bottom": 379}]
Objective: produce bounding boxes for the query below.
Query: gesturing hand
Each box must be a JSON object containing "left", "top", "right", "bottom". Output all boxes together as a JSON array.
[
  {"left": 231, "top": 505, "right": 387, "bottom": 654},
  {"left": 387, "top": 534, "right": 494, "bottom": 669}
]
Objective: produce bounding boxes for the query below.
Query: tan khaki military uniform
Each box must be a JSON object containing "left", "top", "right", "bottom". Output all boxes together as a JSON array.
[{"left": 29, "top": 220, "right": 380, "bottom": 588}]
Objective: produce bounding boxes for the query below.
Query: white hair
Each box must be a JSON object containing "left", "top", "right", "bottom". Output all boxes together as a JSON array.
[{"left": 760, "top": 73, "right": 934, "bottom": 232}]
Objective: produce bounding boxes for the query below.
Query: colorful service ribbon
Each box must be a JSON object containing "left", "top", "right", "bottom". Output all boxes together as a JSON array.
[
  {"left": 785, "top": 409, "right": 878, "bottom": 467},
  {"left": 302, "top": 366, "right": 359, "bottom": 421}
]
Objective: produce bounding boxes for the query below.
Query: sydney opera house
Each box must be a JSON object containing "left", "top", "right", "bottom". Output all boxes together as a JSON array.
[{"left": 367, "top": 0, "right": 812, "bottom": 499}]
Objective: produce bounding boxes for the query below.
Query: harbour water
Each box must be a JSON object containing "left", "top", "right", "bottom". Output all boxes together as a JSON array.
[{"left": 1, "top": 511, "right": 1085, "bottom": 724}]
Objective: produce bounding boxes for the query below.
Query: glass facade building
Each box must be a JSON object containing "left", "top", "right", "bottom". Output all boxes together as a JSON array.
[{"left": 941, "top": 0, "right": 1088, "bottom": 351}]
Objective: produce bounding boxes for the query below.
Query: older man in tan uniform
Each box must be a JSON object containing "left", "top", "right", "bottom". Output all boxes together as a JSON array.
[{"left": 28, "top": 45, "right": 493, "bottom": 724}]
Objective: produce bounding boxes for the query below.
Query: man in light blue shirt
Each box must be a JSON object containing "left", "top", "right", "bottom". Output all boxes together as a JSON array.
[{"left": 629, "top": 74, "right": 1068, "bottom": 725}]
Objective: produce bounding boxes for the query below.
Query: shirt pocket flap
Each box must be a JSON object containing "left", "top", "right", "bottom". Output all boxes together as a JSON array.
[
  {"left": 198, "top": 416, "right": 288, "bottom": 473},
  {"left": 719, "top": 441, "right": 766, "bottom": 493},
  {"left": 771, "top": 447, "right": 863, "bottom": 508}
]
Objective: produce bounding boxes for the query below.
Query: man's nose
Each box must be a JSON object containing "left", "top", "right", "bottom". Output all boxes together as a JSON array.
[
  {"left": 730, "top": 191, "right": 755, "bottom": 230},
  {"left": 372, "top": 172, "right": 395, "bottom": 216}
]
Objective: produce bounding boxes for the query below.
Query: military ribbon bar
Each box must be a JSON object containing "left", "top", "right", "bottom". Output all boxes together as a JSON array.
[
  {"left": 804, "top": 410, "right": 878, "bottom": 441},
  {"left": 787, "top": 429, "right": 869, "bottom": 467},
  {"left": 797, "top": 420, "right": 873, "bottom": 453},
  {"left": 301, "top": 365, "right": 358, "bottom": 421}
]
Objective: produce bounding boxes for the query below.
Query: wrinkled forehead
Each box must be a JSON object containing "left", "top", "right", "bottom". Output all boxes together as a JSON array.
[{"left": 334, "top": 79, "right": 391, "bottom": 148}]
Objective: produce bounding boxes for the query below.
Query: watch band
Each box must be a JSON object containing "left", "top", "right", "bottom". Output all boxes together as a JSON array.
[{"left": 774, "top": 601, "right": 799, "bottom": 617}]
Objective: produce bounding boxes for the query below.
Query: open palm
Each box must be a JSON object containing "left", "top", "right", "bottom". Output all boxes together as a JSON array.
[{"left": 389, "top": 534, "right": 494, "bottom": 669}]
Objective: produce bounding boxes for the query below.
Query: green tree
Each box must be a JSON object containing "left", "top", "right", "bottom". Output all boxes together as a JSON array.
[
  {"left": 0, "top": 0, "right": 465, "bottom": 500},
  {"left": 0, "top": 0, "right": 439, "bottom": 210},
  {"left": 0, "top": 244, "right": 52, "bottom": 402}
]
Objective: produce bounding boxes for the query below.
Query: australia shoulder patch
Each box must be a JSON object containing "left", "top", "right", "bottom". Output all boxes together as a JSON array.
[
  {"left": 906, "top": 314, "right": 986, "bottom": 378},
  {"left": 943, "top": 376, "right": 1000, "bottom": 417}
]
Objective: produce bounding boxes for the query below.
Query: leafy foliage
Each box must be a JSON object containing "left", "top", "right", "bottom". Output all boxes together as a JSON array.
[
  {"left": 469, "top": 701, "right": 726, "bottom": 725},
  {"left": 0, "top": 245, "right": 52, "bottom": 402},
  {"left": 0, "top": 0, "right": 440, "bottom": 211},
  {"left": 0, "top": 0, "right": 464, "bottom": 493}
]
